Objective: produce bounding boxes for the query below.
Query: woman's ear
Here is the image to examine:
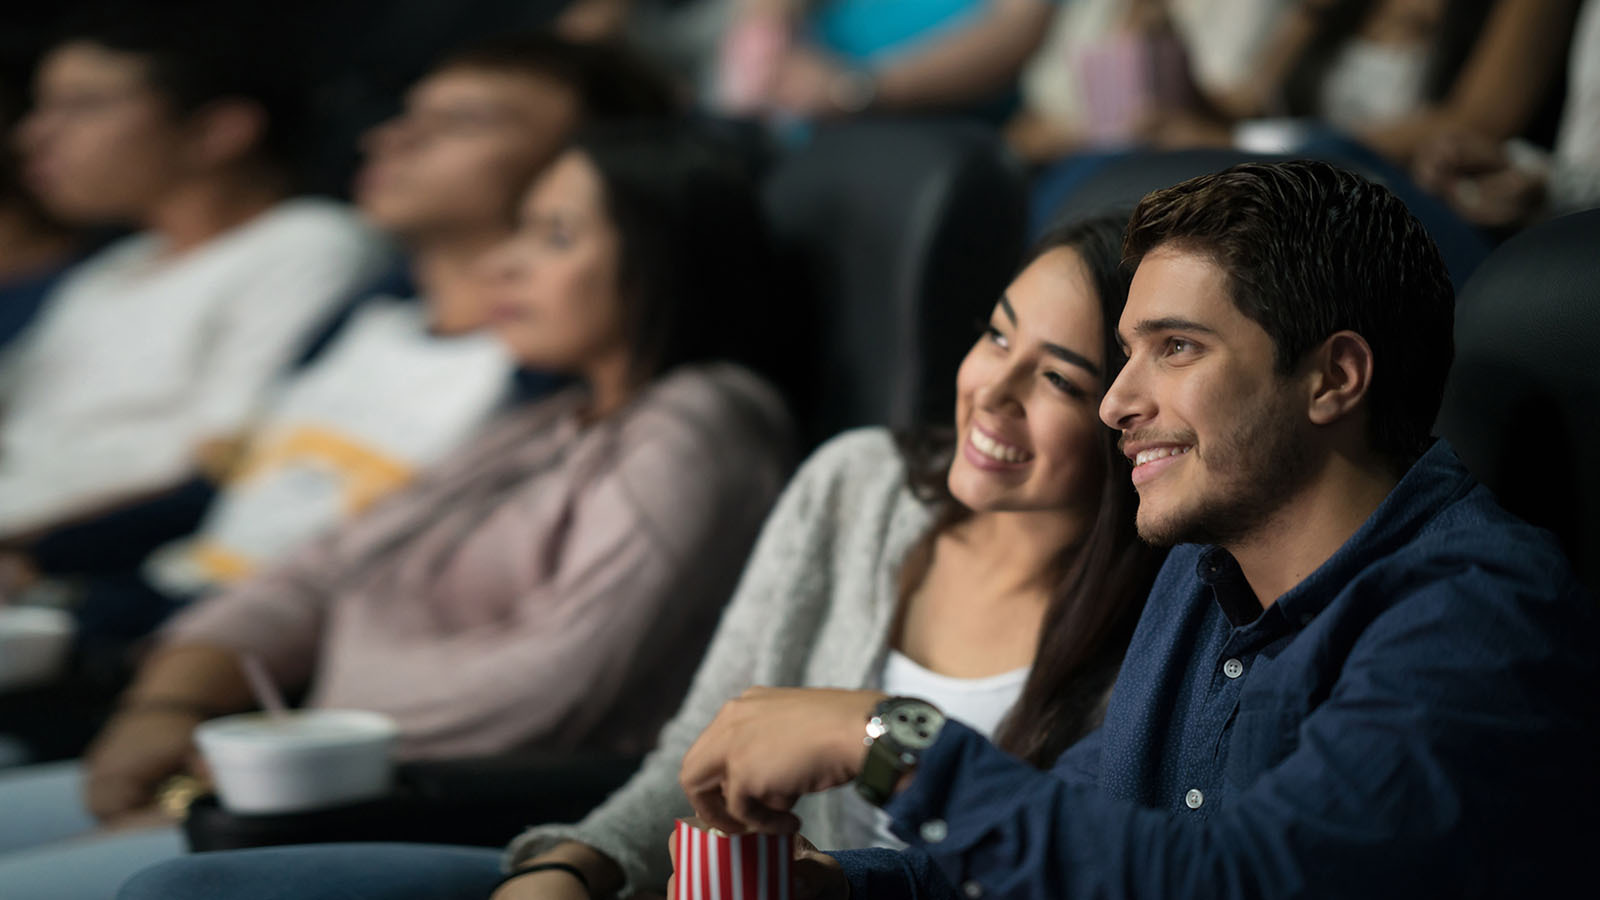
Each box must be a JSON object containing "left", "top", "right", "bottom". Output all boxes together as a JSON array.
[{"left": 1305, "top": 330, "right": 1375, "bottom": 427}]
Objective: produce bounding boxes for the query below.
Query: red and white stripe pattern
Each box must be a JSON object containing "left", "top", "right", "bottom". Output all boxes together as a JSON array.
[{"left": 673, "top": 819, "right": 792, "bottom": 900}]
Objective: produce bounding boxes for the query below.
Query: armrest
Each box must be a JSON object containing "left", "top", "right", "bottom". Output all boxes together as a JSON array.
[{"left": 183, "top": 752, "right": 643, "bottom": 852}]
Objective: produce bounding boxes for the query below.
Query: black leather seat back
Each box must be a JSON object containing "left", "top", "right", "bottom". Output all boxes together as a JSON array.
[
  {"left": 762, "top": 118, "right": 1027, "bottom": 448},
  {"left": 1435, "top": 209, "right": 1600, "bottom": 593}
]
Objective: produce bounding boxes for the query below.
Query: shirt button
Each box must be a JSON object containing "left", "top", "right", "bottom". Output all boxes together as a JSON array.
[
  {"left": 919, "top": 819, "right": 948, "bottom": 843},
  {"left": 1185, "top": 788, "right": 1205, "bottom": 809},
  {"left": 962, "top": 880, "right": 984, "bottom": 898},
  {"left": 1223, "top": 658, "right": 1244, "bottom": 679}
]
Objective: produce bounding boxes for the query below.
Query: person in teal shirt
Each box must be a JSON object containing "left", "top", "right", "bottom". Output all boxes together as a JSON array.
[{"left": 716, "top": 0, "right": 1059, "bottom": 123}]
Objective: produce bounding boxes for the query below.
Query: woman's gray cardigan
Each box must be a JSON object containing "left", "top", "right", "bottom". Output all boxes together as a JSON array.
[{"left": 506, "top": 428, "right": 933, "bottom": 896}]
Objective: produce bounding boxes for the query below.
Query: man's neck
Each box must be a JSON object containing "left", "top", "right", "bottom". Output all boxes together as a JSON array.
[
  {"left": 1229, "top": 449, "right": 1400, "bottom": 608},
  {"left": 144, "top": 172, "right": 286, "bottom": 257},
  {"left": 0, "top": 209, "right": 76, "bottom": 281},
  {"left": 408, "top": 230, "right": 509, "bottom": 335}
]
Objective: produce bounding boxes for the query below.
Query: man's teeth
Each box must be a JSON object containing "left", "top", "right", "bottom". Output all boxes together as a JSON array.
[
  {"left": 971, "top": 429, "right": 1032, "bottom": 464},
  {"left": 1134, "top": 446, "right": 1192, "bottom": 467}
]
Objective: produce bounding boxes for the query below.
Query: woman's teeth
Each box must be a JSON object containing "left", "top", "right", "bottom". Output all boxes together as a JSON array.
[
  {"left": 972, "top": 429, "right": 1033, "bottom": 464},
  {"left": 1134, "top": 446, "right": 1192, "bottom": 467}
]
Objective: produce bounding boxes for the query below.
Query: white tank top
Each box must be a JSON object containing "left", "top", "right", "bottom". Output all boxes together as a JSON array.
[
  {"left": 834, "top": 650, "right": 1030, "bottom": 850},
  {"left": 1318, "top": 38, "right": 1431, "bottom": 129}
]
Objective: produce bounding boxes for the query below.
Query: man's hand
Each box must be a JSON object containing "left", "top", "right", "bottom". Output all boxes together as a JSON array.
[
  {"left": 1414, "top": 131, "right": 1508, "bottom": 194},
  {"left": 679, "top": 687, "right": 885, "bottom": 834},
  {"left": 770, "top": 47, "right": 851, "bottom": 118},
  {"left": 83, "top": 708, "right": 203, "bottom": 823},
  {"left": 667, "top": 826, "right": 849, "bottom": 900}
]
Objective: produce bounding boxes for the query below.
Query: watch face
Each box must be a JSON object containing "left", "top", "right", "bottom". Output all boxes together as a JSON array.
[{"left": 885, "top": 701, "right": 945, "bottom": 750}]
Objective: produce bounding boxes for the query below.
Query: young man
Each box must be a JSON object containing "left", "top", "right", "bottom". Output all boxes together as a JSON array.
[
  {"left": 0, "top": 8, "right": 388, "bottom": 541},
  {"left": 676, "top": 160, "right": 1600, "bottom": 898}
]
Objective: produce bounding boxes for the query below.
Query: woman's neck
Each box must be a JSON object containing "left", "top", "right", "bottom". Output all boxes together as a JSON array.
[
  {"left": 579, "top": 348, "right": 641, "bottom": 424},
  {"left": 949, "top": 507, "right": 1090, "bottom": 598}
]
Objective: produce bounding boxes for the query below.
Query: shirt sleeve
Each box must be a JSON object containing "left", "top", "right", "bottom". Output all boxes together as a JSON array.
[
  {"left": 186, "top": 215, "right": 387, "bottom": 438},
  {"left": 159, "top": 523, "right": 346, "bottom": 691},
  {"left": 859, "top": 570, "right": 1600, "bottom": 900}
]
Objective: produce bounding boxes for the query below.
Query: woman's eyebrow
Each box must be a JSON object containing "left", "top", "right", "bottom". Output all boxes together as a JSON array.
[
  {"left": 1044, "top": 343, "right": 1100, "bottom": 377},
  {"left": 999, "top": 295, "right": 1101, "bottom": 376}
]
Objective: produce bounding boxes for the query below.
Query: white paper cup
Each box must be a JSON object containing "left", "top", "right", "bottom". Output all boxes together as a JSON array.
[
  {"left": 195, "top": 709, "right": 398, "bottom": 814},
  {"left": 0, "top": 606, "right": 74, "bottom": 691}
]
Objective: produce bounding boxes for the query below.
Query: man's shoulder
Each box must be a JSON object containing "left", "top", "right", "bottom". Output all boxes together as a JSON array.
[
  {"left": 1388, "top": 481, "right": 1581, "bottom": 599},
  {"left": 234, "top": 197, "right": 385, "bottom": 261}
]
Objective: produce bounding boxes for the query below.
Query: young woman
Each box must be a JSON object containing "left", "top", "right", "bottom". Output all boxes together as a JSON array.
[
  {"left": 0, "top": 121, "right": 793, "bottom": 900},
  {"left": 117, "top": 211, "right": 1166, "bottom": 900}
]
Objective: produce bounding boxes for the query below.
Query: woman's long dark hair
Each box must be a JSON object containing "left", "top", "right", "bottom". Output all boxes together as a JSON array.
[
  {"left": 570, "top": 120, "right": 780, "bottom": 387},
  {"left": 895, "top": 213, "right": 1166, "bottom": 768},
  {"left": 1283, "top": 0, "right": 1495, "bottom": 118}
]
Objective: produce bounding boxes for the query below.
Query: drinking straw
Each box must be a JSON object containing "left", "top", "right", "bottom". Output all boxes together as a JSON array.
[{"left": 240, "top": 653, "right": 289, "bottom": 719}]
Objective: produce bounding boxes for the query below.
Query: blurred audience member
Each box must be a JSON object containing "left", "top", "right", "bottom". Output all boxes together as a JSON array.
[
  {"left": 0, "top": 76, "right": 81, "bottom": 352},
  {"left": 0, "top": 121, "right": 793, "bottom": 900},
  {"left": 1415, "top": 0, "right": 1599, "bottom": 227},
  {"left": 131, "top": 35, "right": 676, "bottom": 620},
  {"left": 114, "top": 215, "right": 1167, "bottom": 900},
  {"left": 1009, "top": 0, "right": 1290, "bottom": 163},
  {"left": 0, "top": 7, "right": 388, "bottom": 544},
  {"left": 555, "top": 0, "right": 734, "bottom": 99},
  {"left": 712, "top": 0, "right": 1059, "bottom": 124},
  {"left": 1149, "top": 0, "right": 1574, "bottom": 166}
]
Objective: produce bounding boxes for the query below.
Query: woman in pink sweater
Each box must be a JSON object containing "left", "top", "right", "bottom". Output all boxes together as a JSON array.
[{"left": 0, "top": 122, "right": 793, "bottom": 900}]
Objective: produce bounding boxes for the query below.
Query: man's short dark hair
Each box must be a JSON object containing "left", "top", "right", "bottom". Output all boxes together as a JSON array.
[
  {"left": 433, "top": 33, "right": 679, "bottom": 120},
  {"left": 53, "top": 3, "right": 308, "bottom": 179},
  {"left": 1123, "top": 160, "right": 1455, "bottom": 470}
]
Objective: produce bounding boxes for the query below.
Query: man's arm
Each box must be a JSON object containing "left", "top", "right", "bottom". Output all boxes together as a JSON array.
[
  {"left": 869, "top": 0, "right": 1058, "bottom": 111},
  {"left": 683, "top": 572, "right": 1600, "bottom": 899}
]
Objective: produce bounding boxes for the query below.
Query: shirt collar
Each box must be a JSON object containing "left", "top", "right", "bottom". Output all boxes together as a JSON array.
[{"left": 1197, "top": 440, "right": 1478, "bottom": 629}]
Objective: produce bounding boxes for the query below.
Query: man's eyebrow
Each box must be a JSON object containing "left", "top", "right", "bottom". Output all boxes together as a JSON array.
[{"left": 1130, "top": 316, "right": 1217, "bottom": 337}]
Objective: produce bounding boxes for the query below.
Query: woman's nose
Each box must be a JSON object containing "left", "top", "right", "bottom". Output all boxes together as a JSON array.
[{"left": 974, "top": 361, "right": 1027, "bottom": 415}]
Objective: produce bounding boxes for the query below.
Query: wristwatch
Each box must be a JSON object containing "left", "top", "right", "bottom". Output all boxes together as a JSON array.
[{"left": 855, "top": 696, "right": 946, "bottom": 806}]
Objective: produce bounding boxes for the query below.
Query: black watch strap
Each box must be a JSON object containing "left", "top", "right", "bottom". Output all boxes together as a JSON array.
[{"left": 496, "top": 861, "right": 591, "bottom": 895}]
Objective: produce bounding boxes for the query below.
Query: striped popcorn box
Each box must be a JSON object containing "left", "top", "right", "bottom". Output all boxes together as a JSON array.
[{"left": 672, "top": 819, "right": 792, "bottom": 900}]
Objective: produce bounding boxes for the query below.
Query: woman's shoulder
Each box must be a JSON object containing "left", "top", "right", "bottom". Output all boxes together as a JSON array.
[
  {"left": 796, "top": 427, "right": 907, "bottom": 491},
  {"left": 622, "top": 362, "right": 793, "bottom": 457}
]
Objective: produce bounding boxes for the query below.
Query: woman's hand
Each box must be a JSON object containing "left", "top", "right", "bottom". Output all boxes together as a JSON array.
[
  {"left": 679, "top": 687, "right": 885, "bottom": 834},
  {"left": 667, "top": 826, "right": 850, "bottom": 900},
  {"left": 83, "top": 707, "right": 203, "bottom": 824},
  {"left": 492, "top": 842, "right": 623, "bottom": 900},
  {"left": 491, "top": 870, "right": 592, "bottom": 900}
]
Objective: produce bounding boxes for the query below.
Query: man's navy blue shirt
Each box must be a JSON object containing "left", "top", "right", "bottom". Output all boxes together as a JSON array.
[{"left": 836, "top": 442, "right": 1600, "bottom": 898}]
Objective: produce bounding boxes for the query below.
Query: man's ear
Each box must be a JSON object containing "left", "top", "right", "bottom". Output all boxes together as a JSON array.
[
  {"left": 185, "top": 99, "right": 268, "bottom": 169},
  {"left": 1305, "top": 330, "right": 1374, "bottom": 426}
]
